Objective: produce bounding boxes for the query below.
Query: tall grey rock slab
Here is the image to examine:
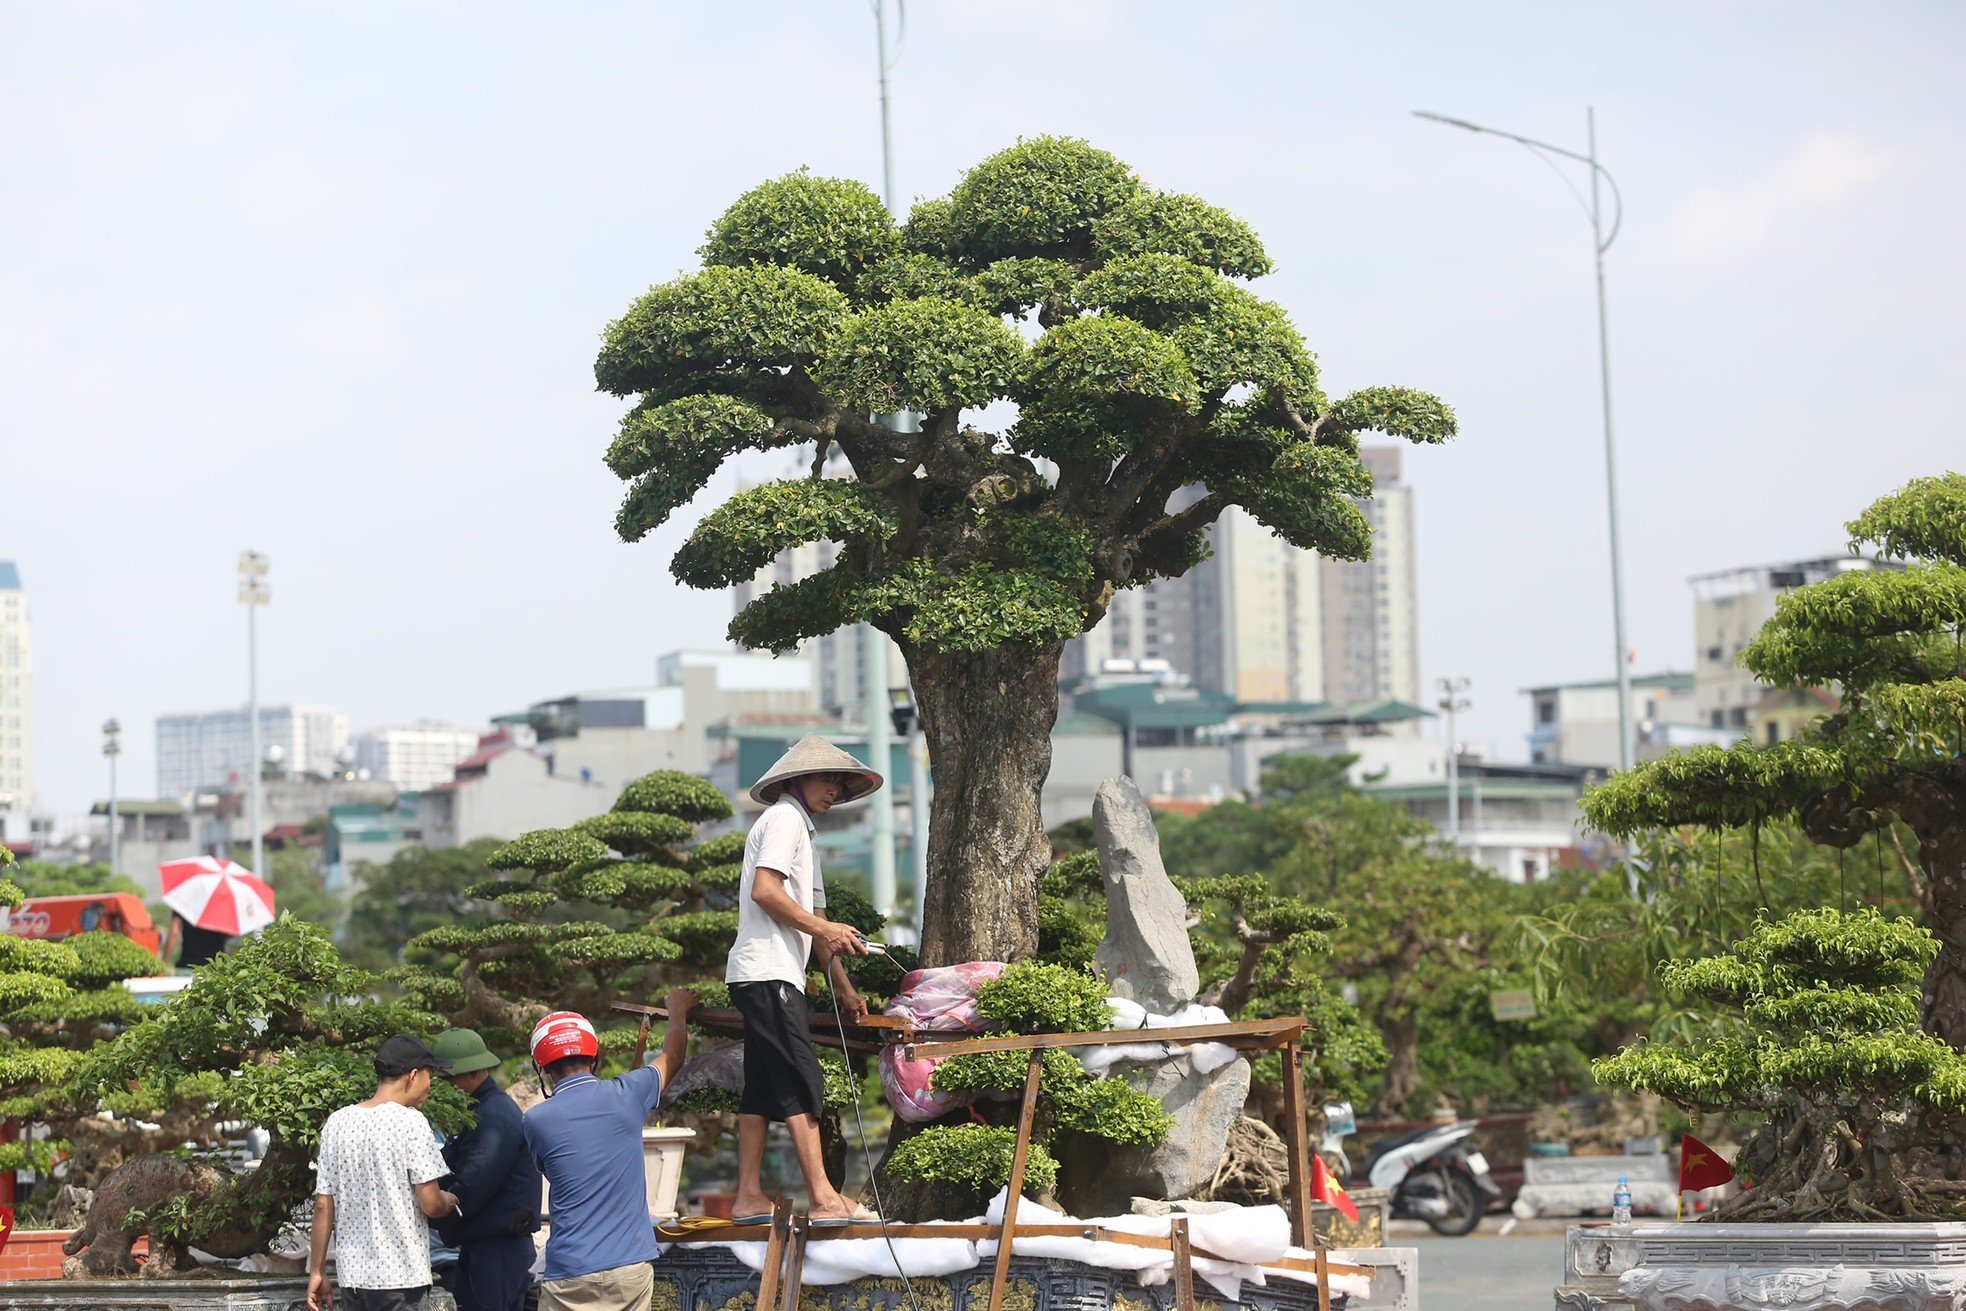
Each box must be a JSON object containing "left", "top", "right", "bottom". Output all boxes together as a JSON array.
[
  {"left": 1092, "top": 776, "right": 1199, "bottom": 1012},
  {"left": 1061, "top": 777, "right": 1246, "bottom": 1211}
]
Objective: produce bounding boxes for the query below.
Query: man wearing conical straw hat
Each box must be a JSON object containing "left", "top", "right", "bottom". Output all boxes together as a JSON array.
[{"left": 725, "top": 734, "right": 883, "bottom": 1225}]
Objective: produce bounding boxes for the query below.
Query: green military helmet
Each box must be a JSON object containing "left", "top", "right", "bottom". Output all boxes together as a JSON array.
[{"left": 430, "top": 1028, "right": 502, "bottom": 1074}]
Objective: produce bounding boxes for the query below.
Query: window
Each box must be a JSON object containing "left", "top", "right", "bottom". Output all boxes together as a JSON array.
[
  {"left": 1707, "top": 645, "right": 1724, "bottom": 662},
  {"left": 1538, "top": 701, "right": 1556, "bottom": 725},
  {"left": 1730, "top": 707, "right": 1749, "bottom": 727},
  {"left": 1766, "top": 722, "right": 1780, "bottom": 746},
  {"left": 1710, "top": 710, "right": 1725, "bottom": 728}
]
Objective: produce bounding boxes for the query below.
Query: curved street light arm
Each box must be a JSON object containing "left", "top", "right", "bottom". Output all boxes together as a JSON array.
[{"left": 1413, "top": 110, "right": 1623, "bottom": 253}]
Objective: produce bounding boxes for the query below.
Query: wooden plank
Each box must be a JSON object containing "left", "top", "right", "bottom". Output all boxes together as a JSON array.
[
  {"left": 1169, "top": 1216, "right": 1195, "bottom": 1311},
  {"left": 779, "top": 1214, "right": 807, "bottom": 1311},
  {"left": 904, "top": 1018, "right": 1307, "bottom": 1060},
  {"left": 630, "top": 1011, "right": 654, "bottom": 1067},
  {"left": 756, "top": 1205, "right": 788, "bottom": 1311},
  {"left": 611, "top": 1001, "right": 911, "bottom": 1031},
  {"left": 608, "top": 1002, "right": 889, "bottom": 1054},
  {"left": 986, "top": 1049, "right": 1046, "bottom": 1311},
  {"left": 1314, "top": 1238, "right": 1332, "bottom": 1311},
  {"left": 1280, "top": 1037, "right": 1314, "bottom": 1248}
]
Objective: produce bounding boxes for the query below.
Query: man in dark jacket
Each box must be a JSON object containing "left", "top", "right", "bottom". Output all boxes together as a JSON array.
[{"left": 430, "top": 1029, "right": 542, "bottom": 1311}]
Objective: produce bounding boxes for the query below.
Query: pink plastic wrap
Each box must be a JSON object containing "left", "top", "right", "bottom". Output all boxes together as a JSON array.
[{"left": 879, "top": 961, "right": 1006, "bottom": 1122}]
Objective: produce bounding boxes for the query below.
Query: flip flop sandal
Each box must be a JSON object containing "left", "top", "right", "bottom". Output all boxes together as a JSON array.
[
  {"left": 731, "top": 1213, "right": 774, "bottom": 1226},
  {"left": 811, "top": 1206, "right": 881, "bottom": 1228}
]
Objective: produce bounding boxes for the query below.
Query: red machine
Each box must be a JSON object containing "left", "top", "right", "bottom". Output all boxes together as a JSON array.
[{"left": 3, "top": 893, "right": 162, "bottom": 958}]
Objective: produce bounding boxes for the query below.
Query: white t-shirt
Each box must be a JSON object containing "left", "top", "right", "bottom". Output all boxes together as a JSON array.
[
  {"left": 725, "top": 796, "right": 827, "bottom": 989},
  {"left": 314, "top": 1101, "right": 449, "bottom": 1290}
]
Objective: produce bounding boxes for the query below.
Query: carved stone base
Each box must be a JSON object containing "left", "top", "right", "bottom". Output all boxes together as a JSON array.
[
  {"left": 1555, "top": 1222, "right": 1966, "bottom": 1311},
  {"left": 0, "top": 1276, "right": 309, "bottom": 1311}
]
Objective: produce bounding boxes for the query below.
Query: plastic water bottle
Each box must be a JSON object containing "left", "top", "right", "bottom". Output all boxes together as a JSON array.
[{"left": 1612, "top": 1176, "right": 1633, "bottom": 1230}]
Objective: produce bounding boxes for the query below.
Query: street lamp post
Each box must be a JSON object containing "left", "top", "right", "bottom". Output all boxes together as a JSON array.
[
  {"left": 1415, "top": 108, "right": 1635, "bottom": 775},
  {"left": 863, "top": 0, "right": 910, "bottom": 922},
  {"left": 237, "top": 552, "right": 271, "bottom": 875},
  {"left": 1435, "top": 678, "right": 1470, "bottom": 839},
  {"left": 102, "top": 719, "right": 121, "bottom": 877}
]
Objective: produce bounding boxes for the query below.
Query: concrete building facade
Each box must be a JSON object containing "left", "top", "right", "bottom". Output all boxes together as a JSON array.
[
  {"left": 1523, "top": 671, "right": 1722, "bottom": 768},
  {"left": 1063, "top": 446, "right": 1419, "bottom": 707},
  {"left": 1691, "top": 555, "right": 1897, "bottom": 730},
  {"left": 353, "top": 723, "right": 485, "bottom": 793},
  {"left": 0, "top": 562, "right": 32, "bottom": 844},
  {"left": 155, "top": 704, "right": 350, "bottom": 799}
]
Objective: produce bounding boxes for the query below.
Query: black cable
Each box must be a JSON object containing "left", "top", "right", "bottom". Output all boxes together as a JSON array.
[{"left": 830, "top": 998, "right": 926, "bottom": 1311}]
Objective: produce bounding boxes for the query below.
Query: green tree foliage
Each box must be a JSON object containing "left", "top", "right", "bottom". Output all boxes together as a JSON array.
[
  {"left": 398, "top": 771, "right": 908, "bottom": 1090},
  {"left": 1594, "top": 908, "right": 1966, "bottom": 1220},
  {"left": 340, "top": 839, "right": 506, "bottom": 974},
  {"left": 1517, "top": 823, "right": 1923, "bottom": 1056},
  {"left": 254, "top": 845, "right": 346, "bottom": 942},
  {"left": 595, "top": 139, "right": 1453, "bottom": 967},
  {"left": 1151, "top": 756, "right": 1526, "bottom": 1116},
  {"left": 885, "top": 963, "right": 1171, "bottom": 1206},
  {"left": 0, "top": 850, "right": 167, "bottom": 1182},
  {"left": 4, "top": 858, "right": 146, "bottom": 899},
  {"left": 1582, "top": 473, "right": 1966, "bottom": 1045}
]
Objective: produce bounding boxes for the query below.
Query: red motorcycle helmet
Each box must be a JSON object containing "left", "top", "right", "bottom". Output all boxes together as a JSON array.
[{"left": 530, "top": 1011, "right": 599, "bottom": 1066}]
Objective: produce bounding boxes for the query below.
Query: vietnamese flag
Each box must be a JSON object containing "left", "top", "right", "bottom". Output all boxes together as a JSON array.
[
  {"left": 1312, "top": 1154, "right": 1360, "bottom": 1224},
  {"left": 0, "top": 1202, "right": 13, "bottom": 1257},
  {"left": 1679, "top": 1134, "right": 1736, "bottom": 1193}
]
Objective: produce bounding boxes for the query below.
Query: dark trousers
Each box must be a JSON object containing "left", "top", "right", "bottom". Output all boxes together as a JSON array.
[
  {"left": 454, "top": 1234, "right": 534, "bottom": 1311},
  {"left": 344, "top": 1289, "right": 429, "bottom": 1311}
]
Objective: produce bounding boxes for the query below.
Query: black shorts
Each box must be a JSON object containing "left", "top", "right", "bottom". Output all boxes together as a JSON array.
[
  {"left": 730, "top": 979, "right": 827, "bottom": 1122},
  {"left": 343, "top": 1287, "right": 429, "bottom": 1311}
]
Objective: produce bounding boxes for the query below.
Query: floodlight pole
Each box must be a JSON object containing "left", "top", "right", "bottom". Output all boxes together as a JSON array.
[
  {"left": 864, "top": 0, "right": 909, "bottom": 922},
  {"left": 238, "top": 552, "right": 271, "bottom": 875},
  {"left": 1435, "top": 679, "right": 1469, "bottom": 839},
  {"left": 102, "top": 719, "right": 121, "bottom": 877},
  {"left": 1415, "top": 107, "right": 1636, "bottom": 892}
]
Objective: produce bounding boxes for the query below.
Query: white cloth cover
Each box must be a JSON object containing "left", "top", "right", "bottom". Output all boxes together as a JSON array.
[{"left": 1078, "top": 1000, "right": 1240, "bottom": 1076}]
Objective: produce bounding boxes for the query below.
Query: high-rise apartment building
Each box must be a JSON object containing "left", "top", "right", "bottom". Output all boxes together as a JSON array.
[
  {"left": 352, "top": 723, "right": 486, "bottom": 793},
  {"left": 155, "top": 705, "right": 350, "bottom": 800},
  {"left": 1690, "top": 555, "right": 1898, "bottom": 730},
  {"left": 0, "top": 562, "right": 34, "bottom": 834},
  {"left": 1065, "top": 446, "right": 1420, "bottom": 707}
]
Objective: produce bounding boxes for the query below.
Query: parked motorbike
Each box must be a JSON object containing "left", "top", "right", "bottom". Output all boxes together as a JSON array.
[{"left": 1321, "top": 1102, "right": 1500, "bottom": 1236}]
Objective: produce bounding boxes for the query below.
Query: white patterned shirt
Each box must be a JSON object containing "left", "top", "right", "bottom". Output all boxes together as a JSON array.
[{"left": 315, "top": 1102, "right": 449, "bottom": 1290}]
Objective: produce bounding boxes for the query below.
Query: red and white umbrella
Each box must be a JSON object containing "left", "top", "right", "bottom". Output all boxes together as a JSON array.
[{"left": 158, "top": 857, "right": 277, "bottom": 936}]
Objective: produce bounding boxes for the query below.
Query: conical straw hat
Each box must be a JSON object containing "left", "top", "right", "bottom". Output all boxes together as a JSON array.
[{"left": 748, "top": 733, "right": 885, "bottom": 806}]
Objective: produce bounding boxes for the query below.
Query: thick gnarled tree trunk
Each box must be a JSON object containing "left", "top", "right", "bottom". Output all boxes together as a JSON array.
[
  {"left": 905, "top": 639, "right": 1063, "bottom": 967},
  {"left": 1917, "top": 826, "right": 1966, "bottom": 1048}
]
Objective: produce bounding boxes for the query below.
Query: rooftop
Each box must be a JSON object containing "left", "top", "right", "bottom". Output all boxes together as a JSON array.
[
  {"left": 1368, "top": 779, "right": 1584, "bottom": 802},
  {"left": 1523, "top": 671, "right": 1694, "bottom": 695},
  {"left": 0, "top": 561, "right": 19, "bottom": 590}
]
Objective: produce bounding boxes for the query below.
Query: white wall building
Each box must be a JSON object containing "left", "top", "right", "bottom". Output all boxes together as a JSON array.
[
  {"left": 155, "top": 705, "right": 350, "bottom": 800},
  {"left": 1691, "top": 555, "right": 1897, "bottom": 731},
  {"left": 353, "top": 723, "right": 485, "bottom": 793},
  {"left": 0, "top": 562, "right": 33, "bottom": 843},
  {"left": 1523, "top": 671, "right": 1724, "bottom": 768}
]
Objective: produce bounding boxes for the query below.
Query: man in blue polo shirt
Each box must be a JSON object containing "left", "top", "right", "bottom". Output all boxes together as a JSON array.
[{"left": 521, "top": 991, "right": 693, "bottom": 1311}]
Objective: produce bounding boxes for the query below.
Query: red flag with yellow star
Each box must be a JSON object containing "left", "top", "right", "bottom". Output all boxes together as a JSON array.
[
  {"left": 1679, "top": 1134, "right": 1735, "bottom": 1193},
  {"left": 1312, "top": 1153, "right": 1360, "bottom": 1223},
  {"left": 0, "top": 1202, "right": 14, "bottom": 1256}
]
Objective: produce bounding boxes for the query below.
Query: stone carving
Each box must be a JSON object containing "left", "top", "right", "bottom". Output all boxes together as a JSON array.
[
  {"left": 1556, "top": 1221, "right": 1966, "bottom": 1311},
  {"left": 1517, "top": 1155, "right": 1676, "bottom": 1219},
  {"left": 1091, "top": 777, "right": 1200, "bottom": 1012}
]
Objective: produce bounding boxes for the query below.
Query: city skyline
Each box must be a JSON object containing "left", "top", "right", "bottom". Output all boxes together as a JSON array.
[{"left": 4, "top": 3, "right": 1959, "bottom": 820}]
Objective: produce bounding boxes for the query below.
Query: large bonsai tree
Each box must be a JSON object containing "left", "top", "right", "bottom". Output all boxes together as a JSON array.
[
  {"left": 401, "top": 770, "right": 903, "bottom": 1052},
  {"left": 1594, "top": 907, "right": 1966, "bottom": 1220},
  {"left": 60, "top": 917, "right": 462, "bottom": 1275},
  {"left": 0, "top": 855, "right": 174, "bottom": 1192},
  {"left": 596, "top": 136, "right": 1454, "bottom": 965},
  {"left": 1583, "top": 473, "right": 1966, "bottom": 1044}
]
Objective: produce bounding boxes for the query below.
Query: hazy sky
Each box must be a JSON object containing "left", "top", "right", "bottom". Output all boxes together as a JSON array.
[{"left": 5, "top": 2, "right": 1961, "bottom": 822}]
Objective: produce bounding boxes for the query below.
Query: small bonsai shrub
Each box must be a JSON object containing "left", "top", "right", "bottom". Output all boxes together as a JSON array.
[
  {"left": 1593, "top": 907, "right": 1966, "bottom": 1220},
  {"left": 885, "top": 962, "right": 1171, "bottom": 1206}
]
